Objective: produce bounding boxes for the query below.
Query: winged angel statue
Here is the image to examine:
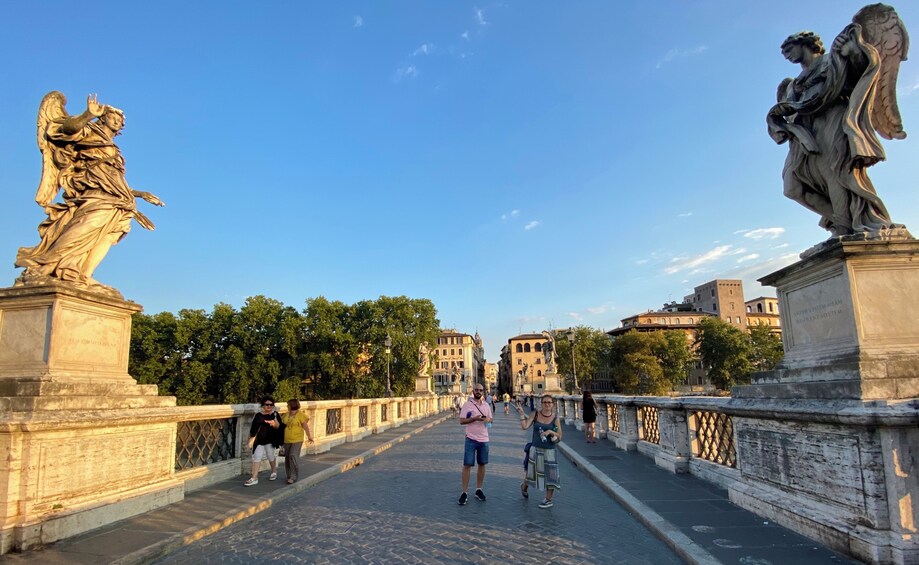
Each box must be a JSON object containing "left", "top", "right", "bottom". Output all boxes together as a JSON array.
[
  {"left": 767, "top": 4, "right": 910, "bottom": 237},
  {"left": 15, "top": 93, "right": 163, "bottom": 295}
]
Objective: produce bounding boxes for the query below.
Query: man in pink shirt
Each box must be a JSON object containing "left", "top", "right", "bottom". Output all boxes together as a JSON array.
[{"left": 458, "top": 384, "right": 493, "bottom": 505}]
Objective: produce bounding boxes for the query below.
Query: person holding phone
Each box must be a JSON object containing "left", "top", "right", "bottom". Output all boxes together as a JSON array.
[
  {"left": 515, "top": 394, "right": 563, "bottom": 508},
  {"left": 457, "top": 384, "right": 493, "bottom": 505}
]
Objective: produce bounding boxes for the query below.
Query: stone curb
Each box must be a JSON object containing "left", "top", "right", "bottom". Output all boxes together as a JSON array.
[
  {"left": 111, "top": 412, "right": 453, "bottom": 565},
  {"left": 557, "top": 442, "right": 721, "bottom": 565}
]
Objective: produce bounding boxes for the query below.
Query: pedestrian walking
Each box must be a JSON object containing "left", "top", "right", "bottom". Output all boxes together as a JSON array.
[
  {"left": 503, "top": 392, "right": 510, "bottom": 414},
  {"left": 582, "top": 391, "right": 598, "bottom": 443},
  {"left": 245, "top": 396, "right": 283, "bottom": 486},
  {"left": 515, "top": 395, "right": 562, "bottom": 508},
  {"left": 281, "top": 399, "right": 314, "bottom": 484},
  {"left": 458, "top": 384, "right": 493, "bottom": 505}
]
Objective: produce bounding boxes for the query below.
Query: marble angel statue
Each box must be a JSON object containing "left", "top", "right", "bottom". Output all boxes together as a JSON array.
[
  {"left": 541, "top": 330, "right": 557, "bottom": 374},
  {"left": 767, "top": 4, "right": 910, "bottom": 237},
  {"left": 15, "top": 92, "right": 164, "bottom": 295}
]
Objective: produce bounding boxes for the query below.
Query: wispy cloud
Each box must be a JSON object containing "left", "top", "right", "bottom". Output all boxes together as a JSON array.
[
  {"left": 515, "top": 315, "right": 546, "bottom": 325},
  {"left": 772, "top": 243, "right": 789, "bottom": 249},
  {"left": 677, "top": 211, "right": 693, "bottom": 218},
  {"left": 394, "top": 65, "right": 418, "bottom": 81},
  {"left": 586, "top": 305, "right": 608, "bottom": 315},
  {"left": 663, "top": 245, "right": 732, "bottom": 275},
  {"left": 723, "top": 252, "right": 800, "bottom": 296},
  {"left": 743, "top": 227, "right": 785, "bottom": 240},
  {"left": 737, "top": 253, "right": 760, "bottom": 263},
  {"left": 475, "top": 7, "right": 488, "bottom": 25},
  {"left": 461, "top": 30, "right": 469, "bottom": 40},
  {"left": 353, "top": 15, "right": 363, "bottom": 28},
  {"left": 524, "top": 221, "right": 541, "bottom": 230},
  {"left": 656, "top": 45, "right": 708, "bottom": 69},
  {"left": 412, "top": 43, "right": 433, "bottom": 56},
  {"left": 568, "top": 312, "right": 583, "bottom": 321},
  {"left": 501, "top": 209, "right": 520, "bottom": 221}
]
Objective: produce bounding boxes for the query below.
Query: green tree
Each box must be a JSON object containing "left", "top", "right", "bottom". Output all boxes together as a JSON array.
[
  {"left": 555, "top": 326, "right": 612, "bottom": 392},
  {"left": 748, "top": 323, "right": 784, "bottom": 372},
  {"left": 696, "top": 317, "right": 753, "bottom": 390},
  {"left": 651, "top": 330, "right": 693, "bottom": 387},
  {"left": 608, "top": 332, "right": 676, "bottom": 395}
]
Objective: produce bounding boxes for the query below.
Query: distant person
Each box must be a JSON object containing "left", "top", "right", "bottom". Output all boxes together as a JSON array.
[
  {"left": 281, "top": 399, "right": 314, "bottom": 484},
  {"left": 245, "top": 396, "right": 282, "bottom": 486},
  {"left": 582, "top": 391, "right": 598, "bottom": 443},
  {"left": 514, "top": 394, "right": 562, "bottom": 508},
  {"left": 503, "top": 392, "right": 510, "bottom": 414},
  {"left": 458, "top": 384, "right": 493, "bottom": 505},
  {"left": 452, "top": 394, "right": 461, "bottom": 418}
]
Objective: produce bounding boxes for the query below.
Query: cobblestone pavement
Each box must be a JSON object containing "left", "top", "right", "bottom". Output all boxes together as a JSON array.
[{"left": 158, "top": 410, "right": 684, "bottom": 564}]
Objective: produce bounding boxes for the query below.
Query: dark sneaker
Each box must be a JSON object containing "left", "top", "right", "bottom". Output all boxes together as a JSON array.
[
  {"left": 538, "top": 499, "right": 553, "bottom": 509},
  {"left": 458, "top": 492, "right": 468, "bottom": 505},
  {"left": 475, "top": 488, "right": 486, "bottom": 501}
]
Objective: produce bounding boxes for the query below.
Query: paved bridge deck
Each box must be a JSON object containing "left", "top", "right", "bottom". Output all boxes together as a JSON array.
[{"left": 6, "top": 409, "right": 856, "bottom": 564}]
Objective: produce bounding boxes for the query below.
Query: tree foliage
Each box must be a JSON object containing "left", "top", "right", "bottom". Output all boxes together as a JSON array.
[
  {"left": 129, "top": 295, "right": 440, "bottom": 405},
  {"left": 608, "top": 331, "right": 691, "bottom": 395},
  {"left": 554, "top": 326, "right": 613, "bottom": 392},
  {"left": 696, "top": 317, "right": 753, "bottom": 390}
]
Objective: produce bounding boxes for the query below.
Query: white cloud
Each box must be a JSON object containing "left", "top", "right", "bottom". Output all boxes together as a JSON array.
[
  {"left": 586, "top": 306, "right": 608, "bottom": 315},
  {"left": 461, "top": 30, "right": 469, "bottom": 40},
  {"left": 353, "top": 16, "right": 363, "bottom": 28},
  {"left": 656, "top": 45, "right": 708, "bottom": 69},
  {"left": 663, "top": 245, "right": 732, "bottom": 275},
  {"left": 475, "top": 7, "right": 488, "bottom": 25},
  {"left": 744, "top": 227, "right": 785, "bottom": 240},
  {"left": 677, "top": 211, "right": 693, "bottom": 218},
  {"left": 515, "top": 315, "right": 546, "bottom": 325},
  {"left": 412, "top": 43, "right": 433, "bottom": 56},
  {"left": 524, "top": 221, "right": 541, "bottom": 230},
  {"left": 723, "top": 252, "right": 800, "bottom": 296},
  {"left": 737, "top": 253, "right": 760, "bottom": 263},
  {"left": 501, "top": 209, "right": 520, "bottom": 221},
  {"left": 634, "top": 258, "right": 650, "bottom": 265},
  {"left": 394, "top": 65, "right": 418, "bottom": 81},
  {"left": 772, "top": 243, "right": 789, "bottom": 249},
  {"left": 568, "top": 312, "right": 583, "bottom": 321}
]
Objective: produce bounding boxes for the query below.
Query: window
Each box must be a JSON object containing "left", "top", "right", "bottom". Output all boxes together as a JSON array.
[
  {"left": 535, "top": 343, "right": 542, "bottom": 352},
  {"left": 537, "top": 370, "right": 542, "bottom": 377},
  {"left": 451, "top": 349, "right": 455, "bottom": 355},
  {"left": 769, "top": 302, "right": 775, "bottom": 313},
  {"left": 459, "top": 361, "right": 464, "bottom": 368},
  {"left": 713, "top": 302, "right": 717, "bottom": 311},
  {"left": 517, "top": 359, "right": 522, "bottom": 365},
  {"left": 442, "top": 349, "right": 446, "bottom": 356},
  {"left": 736, "top": 317, "right": 741, "bottom": 324},
  {"left": 516, "top": 343, "right": 523, "bottom": 353},
  {"left": 758, "top": 303, "right": 764, "bottom": 313},
  {"left": 535, "top": 358, "right": 541, "bottom": 364},
  {"left": 711, "top": 289, "right": 715, "bottom": 297},
  {"left": 675, "top": 318, "right": 681, "bottom": 324},
  {"left": 524, "top": 343, "right": 531, "bottom": 353}
]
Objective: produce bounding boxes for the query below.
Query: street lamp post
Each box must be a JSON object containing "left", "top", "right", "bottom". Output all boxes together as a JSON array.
[
  {"left": 384, "top": 334, "right": 393, "bottom": 397},
  {"left": 567, "top": 328, "right": 578, "bottom": 392}
]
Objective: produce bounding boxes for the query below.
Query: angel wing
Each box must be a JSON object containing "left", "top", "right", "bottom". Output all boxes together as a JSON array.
[
  {"left": 852, "top": 4, "right": 910, "bottom": 140},
  {"left": 35, "top": 91, "right": 69, "bottom": 207}
]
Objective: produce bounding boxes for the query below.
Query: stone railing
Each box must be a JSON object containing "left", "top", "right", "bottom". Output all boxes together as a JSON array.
[
  {"left": 173, "top": 395, "right": 447, "bottom": 492},
  {"left": 556, "top": 394, "right": 739, "bottom": 488},
  {"left": 554, "top": 393, "right": 919, "bottom": 564}
]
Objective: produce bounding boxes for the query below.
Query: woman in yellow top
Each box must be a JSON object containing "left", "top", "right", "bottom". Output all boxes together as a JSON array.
[{"left": 282, "top": 399, "right": 314, "bottom": 484}]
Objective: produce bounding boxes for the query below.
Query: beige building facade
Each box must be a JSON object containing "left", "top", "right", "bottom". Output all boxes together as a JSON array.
[{"left": 433, "top": 330, "right": 484, "bottom": 395}]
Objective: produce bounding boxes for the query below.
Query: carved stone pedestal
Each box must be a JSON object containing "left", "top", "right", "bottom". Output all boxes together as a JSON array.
[
  {"left": 413, "top": 375, "right": 434, "bottom": 396},
  {"left": 736, "top": 232, "right": 919, "bottom": 400},
  {"left": 729, "top": 234, "right": 919, "bottom": 564},
  {"left": 0, "top": 284, "right": 182, "bottom": 554}
]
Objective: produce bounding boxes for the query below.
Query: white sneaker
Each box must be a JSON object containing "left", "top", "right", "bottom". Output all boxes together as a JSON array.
[
  {"left": 269, "top": 472, "right": 278, "bottom": 481},
  {"left": 244, "top": 478, "right": 258, "bottom": 487}
]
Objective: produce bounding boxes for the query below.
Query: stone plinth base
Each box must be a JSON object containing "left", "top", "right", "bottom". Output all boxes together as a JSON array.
[
  {"left": 539, "top": 372, "right": 565, "bottom": 395},
  {"left": 736, "top": 233, "right": 919, "bottom": 400},
  {"left": 725, "top": 398, "right": 919, "bottom": 564},
  {"left": 0, "top": 284, "right": 182, "bottom": 554},
  {"left": 413, "top": 375, "right": 434, "bottom": 396}
]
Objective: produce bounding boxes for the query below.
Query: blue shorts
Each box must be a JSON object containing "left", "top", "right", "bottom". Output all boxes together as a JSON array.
[{"left": 463, "top": 437, "right": 489, "bottom": 466}]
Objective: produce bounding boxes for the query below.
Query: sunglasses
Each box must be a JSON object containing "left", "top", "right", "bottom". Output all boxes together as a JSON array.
[{"left": 262, "top": 403, "right": 274, "bottom": 407}]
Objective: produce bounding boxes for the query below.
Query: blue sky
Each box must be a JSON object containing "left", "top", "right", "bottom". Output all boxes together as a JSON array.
[{"left": 2, "top": 1, "right": 918, "bottom": 362}]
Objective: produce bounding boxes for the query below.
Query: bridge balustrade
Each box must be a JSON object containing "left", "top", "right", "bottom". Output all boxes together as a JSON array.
[
  {"left": 556, "top": 394, "right": 739, "bottom": 487},
  {"left": 173, "top": 396, "right": 447, "bottom": 492}
]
